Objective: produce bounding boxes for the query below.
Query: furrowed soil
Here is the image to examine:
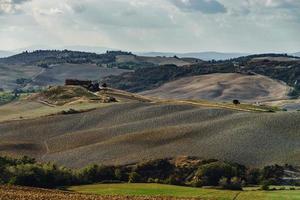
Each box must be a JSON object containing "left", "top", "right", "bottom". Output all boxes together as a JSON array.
[{"left": 0, "top": 185, "right": 199, "bottom": 200}]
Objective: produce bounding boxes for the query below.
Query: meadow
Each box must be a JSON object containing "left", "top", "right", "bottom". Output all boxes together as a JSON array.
[{"left": 68, "top": 183, "right": 300, "bottom": 200}]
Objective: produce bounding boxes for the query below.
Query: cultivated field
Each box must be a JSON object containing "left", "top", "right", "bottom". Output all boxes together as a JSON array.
[
  {"left": 0, "top": 99, "right": 300, "bottom": 168},
  {"left": 69, "top": 183, "right": 300, "bottom": 200},
  {"left": 2, "top": 184, "right": 300, "bottom": 200},
  {"left": 0, "top": 185, "right": 190, "bottom": 200},
  {"left": 141, "top": 73, "right": 291, "bottom": 102}
]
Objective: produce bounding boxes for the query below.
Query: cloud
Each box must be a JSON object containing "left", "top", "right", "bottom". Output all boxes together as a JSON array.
[
  {"left": 0, "top": 0, "right": 30, "bottom": 14},
  {"left": 0, "top": 0, "right": 300, "bottom": 53},
  {"left": 170, "top": 0, "right": 227, "bottom": 14}
]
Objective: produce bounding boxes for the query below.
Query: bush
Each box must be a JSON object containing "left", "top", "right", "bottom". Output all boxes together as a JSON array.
[
  {"left": 77, "top": 164, "right": 115, "bottom": 183},
  {"left": 246, "top": 168, "right": 261, "bottom": 185},
  {"left": 261, "top": 165, "right": 284, "bottom": 185},
  {"left": 261, "top": 181, "right": 270, "bottom": 191},
  {"left": 233, "top": 100, "right": 240, "bottom": 105},
  {"left": 194, "top": 162, "right": 245, "bottom": 186},
  {"left": 219, "top": 177, "right": 242, "bottom": 190},
  {"left": 128, "top": 172, "right": 141, "bottom": 183}
]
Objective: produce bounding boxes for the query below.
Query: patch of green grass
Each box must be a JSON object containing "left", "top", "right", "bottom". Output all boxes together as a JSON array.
[
  {"left": 0, "top": 92, "right": 16, "bottom": 105},
  {"left": 68, "top": 183, "right": 238, "bottom": 199},
  {"left": 68, "top": 183, "right": 300, "bottom": 200}
]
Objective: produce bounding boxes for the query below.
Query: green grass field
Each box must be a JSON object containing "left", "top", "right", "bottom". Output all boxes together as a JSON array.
[{"left": 68, "top": 183, "right": 300, "bottom": 200}]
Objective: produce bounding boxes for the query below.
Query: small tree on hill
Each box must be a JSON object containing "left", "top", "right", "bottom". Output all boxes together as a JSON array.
[
  {"left": 233, "top": 99, "right": 240, "bottom": 105},
  {"left": 102, "top": 83, "right": 107, "bottom": 88}
]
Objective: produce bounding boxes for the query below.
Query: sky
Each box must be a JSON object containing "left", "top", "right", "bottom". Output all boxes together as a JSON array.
[{"left": 0, "top": 0, "right": 300, "bottom": 53}]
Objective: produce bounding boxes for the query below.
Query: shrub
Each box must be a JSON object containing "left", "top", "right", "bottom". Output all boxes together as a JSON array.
[
  {"left": 261, "top": 181, "right": 270, "bottom": 191},
  {"left": 194, "top": 162, "right": 245, "bottom": 186},
  {"left": 261, "top": 165, "right": 284, "bottom": 185},
  {"left": 246, "top": 168, "right": 261, "bottom": 185},
  {"left": 233, "top": 100, "right": 240, "bottom": 105},
  {"left": 219, "top": 177, "right": 242, "bottom": 190},
  {"left": 128, "top": 172, "right": 141, "bottom": 183}
]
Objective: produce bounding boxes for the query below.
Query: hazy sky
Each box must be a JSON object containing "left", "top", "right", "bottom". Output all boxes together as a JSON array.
[{"left": 0, "top": 0, "right": 300, "bottom": 53}]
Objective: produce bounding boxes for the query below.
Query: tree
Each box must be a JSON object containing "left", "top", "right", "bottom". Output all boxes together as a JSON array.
[
  {"left": 102, "top": 83, "right": 107, "bottom": 88},
  {"left": 246, "top": 168, "right": 261, "bottom": 185},
  {"left": 233, "top": 99, "right": 240, "bottom": 105}
]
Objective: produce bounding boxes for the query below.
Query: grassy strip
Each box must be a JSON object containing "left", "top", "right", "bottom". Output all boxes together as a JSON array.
[{"left": 68, "top": 183, "right": 300, "bottom": 200}]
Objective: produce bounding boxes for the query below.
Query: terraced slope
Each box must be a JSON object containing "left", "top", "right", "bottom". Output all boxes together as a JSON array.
[
  {"left": 0, "top": 101, "right": 299, "bottom": 168},
  {"left": 141, "top": 73, "right": 291, "bottom": 102}
]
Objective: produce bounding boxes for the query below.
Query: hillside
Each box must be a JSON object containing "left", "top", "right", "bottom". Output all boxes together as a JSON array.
[
  {"left": 116, "top": 55, "right": 191, "bottom": 67},
  {"left": 106, "top": 54, "right": 300, "bottom": 97},
  {"left": 0, "top": 98, "right": 299, "bottom": 168},
  {"left": 138, "top": 51, "right": 248, "bottom": 61},
  {"left": 141, "top": 73, "right": 291, "bottom": 102},
  {"left": 0, "top": 50, "right": 195, "bottom": 91},
  {"left": 0, "top": 62, "right": 130, "bottom": 91}
]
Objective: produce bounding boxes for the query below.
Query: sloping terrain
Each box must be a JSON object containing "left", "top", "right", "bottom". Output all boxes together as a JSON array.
[
  {"left": 0, "top": 86, "right": 155, "bottom": 122},
  {"left": 28, "top": 63, "right": 130, "bottom": 88},
  {"left": 106, "top": 54, "right": 300, "bottom": 95},
  {"left": 0, "top": 63, "right": 130, "bottom": 91},
  {"left": 0, "top": 50, "right": 195, "bottom": 91},
  {"left": 0, "top": 100, "right": 299, "bottom": 168},
  {"left": 0, "top": 64, "right": 42, "bottom": 90},
  {"left": 116, "top": 55, "right": 190, "bottom": 66},
  {"left": 141, "top": 73, "right": 291, "bottom": 102}
]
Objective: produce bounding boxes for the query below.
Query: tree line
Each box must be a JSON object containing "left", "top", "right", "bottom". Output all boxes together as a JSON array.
[{"left": 0, "top": 156, "right": 296, "bottom": 190}]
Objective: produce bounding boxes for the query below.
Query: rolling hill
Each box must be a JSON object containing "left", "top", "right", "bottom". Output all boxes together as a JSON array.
[
  {"left": 106, "top": 54, "right": 300, "bottom": 101},
  {"left": 140, "top": 73, "right": 291, "bottom": 102},
  {"left": 137, "top": 51, "right": 248, "bottom": 61},
  {"left": 0, "top": 50, "right": 196, "bottom": 91},
  {"left": 0, "top": 63, "right": 130, "bottom": 91},
  {"left": 0, "top": 87, "right": 299, "bottom": 168}
]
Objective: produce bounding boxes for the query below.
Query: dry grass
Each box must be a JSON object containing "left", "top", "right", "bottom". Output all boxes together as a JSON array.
[
  {"left": 30, "top": 85, "right": 101, "bottom": 105},
  {"left": 141, "top": 73, "right": 291, "bottom": 103},
  {"left": 0, "top": 101, "right": 300, "bottom": 168}
]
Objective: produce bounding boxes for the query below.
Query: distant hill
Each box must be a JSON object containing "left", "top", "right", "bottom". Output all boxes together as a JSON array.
[
  {"left": 0, "top": 50, "right": 14, "bottom": 58},
  {"left": 106, "top": 54, "right": 300, "bottom": 97},
  {"left": 141, "top": 73, "right": 291, "bottom": 103},
  {"left": 137, "top": 51, "right": 248, "bottom": 61},
  {"left": 293, "top": 52, "right": 300, "bottom": 57},
  {"left": 0, "top": 50, "right": 132, "bottom": 65},
  {"left": 0, "top": 50, "right": 195, "bottom": 91}
]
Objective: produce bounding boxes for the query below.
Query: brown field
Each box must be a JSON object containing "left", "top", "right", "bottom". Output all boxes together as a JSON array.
[
  {"left": 0, "top": 185, "right": 194, "bottom": 200},
  {"left": 0, "top": 86, "right": 299, "bottom": 168},
  {"left": 141, "top": 73, "right": 291, "bottom": 102},
  {"left": 1, "top": 99, "right": 300, "bottom": 168}
]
